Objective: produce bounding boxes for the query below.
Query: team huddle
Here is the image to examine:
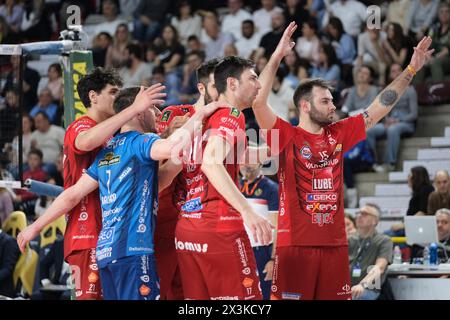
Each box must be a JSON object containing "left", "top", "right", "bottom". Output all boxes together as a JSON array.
[{"left": 16, "top": 22, "right": 433, "bottom": 300}]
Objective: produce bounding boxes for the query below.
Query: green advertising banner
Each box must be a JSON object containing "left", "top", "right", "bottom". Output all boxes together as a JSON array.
[{"left": 63, "top": 50, "right": 93, "bottom": 128}]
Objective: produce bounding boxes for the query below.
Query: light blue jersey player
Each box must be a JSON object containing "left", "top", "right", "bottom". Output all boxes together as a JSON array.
[{"left": 86, "top": 130, "right": 161, "bottom": 300}]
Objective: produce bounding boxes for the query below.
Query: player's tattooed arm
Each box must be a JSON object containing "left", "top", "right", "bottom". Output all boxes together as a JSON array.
[{"left": 362, "top": 110, "right": 374, "bottom": 130}]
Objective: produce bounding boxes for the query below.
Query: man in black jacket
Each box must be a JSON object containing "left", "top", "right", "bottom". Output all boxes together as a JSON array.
[{"left": 0, "top": 218, "right": 21, "bottom": 298}]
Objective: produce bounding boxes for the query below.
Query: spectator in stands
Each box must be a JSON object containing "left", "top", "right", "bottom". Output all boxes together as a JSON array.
[
  {"left": 43, "top": 64, "right": 63, "bottom": 104},
  {"left": 329, "top": 0, "right": 367, "bottom": 38},
  {"left": 326, "top": 16, "right": 356, "bottom": 86},
  {"left": 93, "top": 0, "right": 127, "bottom": 40},
  {"left": 119, "top": 0, "right": 140, "bottom": 20},
  {"left": 405, "top": 0, "right": 439, "bottom": 41},
  {"left": 0, "top": 187, "right": 13, "bottom": 227},
  {"left": 355, "top": 27, "right": 388, "bottom": 86},
  {"left": 415, "top": 2, "right": 450, "bottom": 83},
  {"left": 387, "top": 0, "right": 412, "bottom": 33},
  {"left": 0, "top": 217, "right": 21, "bottom": 298},
  {"left": 268, "top": 67, "right": 296, "bottom": 122},
  {"left": 283, "top": 50, "right": 308, "bottom": 90},
  {"left": 120, "top": 44, "right": 153, "bottom": 88},
  {"left": 170, "top": 0, "right": 202, "bottom": 46},
  {"left": 20, "top": 0, "right": 52, "bottom": 42},
  {"left": 283, "top": 0, "right": 310, "bottom": 39},
  {"left": 235, "top": 20, "right": 261, "bottom": 59},
  {"left": 0, "top": 87, "right": 20, "bottom": 150},
  {"left": 257, "top": 10, "right": 286, "bottom": 59},
  {"left": 105, "top": 23, "right": 131, "bottom": 69},
  {"left": 223, "top": 43, "right": 238, "bottom": 57},
  {"left": 147, "top": 66, "right": 181, "bottom": 107},
  {"left": 383, "top": 23, "right": 413, "bottom": 70},
  {"left": 295, "top": 18, "right": 320, "bottom": 68},
  {"left": 349, "top": 203, "right": 393, "bottom": 300},
  {"left": 29, "top": 89, "right": 59, "bottom": 125},
  {"left": 436, "top": 208, "right": 450, "bottom": 261},
  {"left": 92, "top": 32, "right": 113, "bottom": 68},
  {"left": 305, "top": 0, "right": 326, "bottom": 30},
  {"left": 310, "top": 43, "right": 341, "bottom": 89},
  {"left": 202, "top": 11, "right": 234, "bottom": 61},
  {"left": 179, "top": 50, "right": 204, "bottom": 104},
  {"left": 366, "top": 63, "right": 418, "bottom": 172},
  {"left": 428, "top": 170, "right": 450, "bottom": 215},
  {"left": 407, "top": 166, "right": 435, "bottom": 216},
  {"left": 30, "top": 111, "right": 65, "bottom": 167},
  {"left": 133, "top": 0, "right": 169, "bottom": 42},
  {"left": 252, "top": 0, "right": 283, "bottom": 36},
  {"left": 2, "top": 55, "right": 40, "bottom": 112},
  {"left": 186, "top": 35, "right": 202, "bottom": 54},
  {"left": 222, "top": 0, "right": 252, "bottom": 41},
  {"left": 345, "top": 213, "right": 357, "bottom": 237},
  {"left": 0, "top": 0, "right": 23, "bottom": 34},
  {"left": 342, "top": 65, "right": 379, "bottom": 115},
  {"left": 154, "top": 24, "right": 185, "bottom": 74},
  {"left": 0, "top": 15, "right": 15, "bottom": 45},
  {"left": 8, "top": 114, "right": 34, "bottom": 170}
]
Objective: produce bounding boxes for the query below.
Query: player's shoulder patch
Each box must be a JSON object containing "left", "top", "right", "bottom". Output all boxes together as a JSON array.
[
  {"left": 160, "top": 110, "right": 172, "bottom": 122},
  {"left": 230, "top": 108, "right": 240, "bottom": 118}
]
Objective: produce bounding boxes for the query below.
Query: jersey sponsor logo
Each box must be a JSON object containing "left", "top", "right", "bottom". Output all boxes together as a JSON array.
[
  {"left": 220, "top": 117, "right": 239, "bottom": 128},
  {"left": 306, "top": 203, "right": 337, "bottom": 212},
  {"left": 281, "top": 292, "right": 302, "bottom": 300},
  {"left": 106, "top": 137, "right": 126, "bottom": 149},
  {"left": 242, "top": 277, "right": 254, "bottom": 288},
  {"left": 305, "top": 158, "right": 339, "bottom": 170},
  {"left": 98, "top": 152, "right": 120, "bottom": 167},
  {"left": 98, "top": 227, "right": 115, "bottom": 247},
  {"left": 334, "top": 144, "right": 342, "bottom": 154},
  {"left": 140, "top": 275, "right": 150, "bottom": 283},
  {"left": 137, "top": 224, "right": 146, "bottom": 233},
  {"left": 187, "top": 186, "right": 204, "bottom": 196},
  {"left": 161, "top": 110, "right": 172, "bottom": 122},
  {"left": 174, "top": 238, "right": 208, "bottom": 253},
  {"left": 186, "top": 164, "right": 197, "bottom": 173},
  {"left": 101, "top": 193, "right": 117, "bottom": 205},
  {"left": 230, "top": 108, "right": 240, "bottom": 118},
  {"left": 337, "top": 284, "right": 352, "bottom": 297},
  {"left": 181, "top": 197, "right": 203, "bottom": 212},
  {"left": 139, "top": 284, "right": 151, "bottom": 296},
  {"left": 327, "top": 134, "right": 337, "bottom": 145},
  {"left": 218, "top": 125, "right": 235, "bottom": 137},
  {"left": 311, "top": 212, "right": 334, "bottom": 227},
  {"left": 312, "top": 178, "right": 333, "bottom": 191},
  {"left": 185, "top": 174, "right": 203, "bottom": 186},
  {"left": 96, "top": 247, "right": 112, "bottom": 261},
  {"left": 254, "top": 188, "right": 263, "bottom": 197},
  {"left": 78, "top": 212, "right": 88, "bottom": 221},
  {"left": 306, "top": 193, "right": 338, "bottom": 202},
  {"left": 119, "top": 167, "right": 132, "bottom": 182},
  {"left": 181, "top": 212, "right": 202, "bottom": 219},
  {"left": 88, "top": 272, "right": 98, "bottom": 283},
  {"left": 103, "top": 207, "right": 122, "bottom": 218},
  {"left": 300, "top": 146, "right": 312, "bottom": 159},
  {"left": 236, "top": 238, "right": 249, "bottom": 269},
  {"left": 242, "top": 267, "right": 251, "bottom": 275},
  {"left": 211, "top": 296, "right": 239, "bottom": 300}
]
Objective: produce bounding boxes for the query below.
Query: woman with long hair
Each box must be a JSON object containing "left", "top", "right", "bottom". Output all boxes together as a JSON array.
[
  {"left": 105, "top": 23, "right": 132, "bottom": 69},
  {"left": 382, "top": 22, "right": 412, "bottom": 68},
  {"left": 407, "top": 166, "right": 435, "bottom": 216},
  {"left": 154, "top": 24, "right": 185, "bottom": 74}
]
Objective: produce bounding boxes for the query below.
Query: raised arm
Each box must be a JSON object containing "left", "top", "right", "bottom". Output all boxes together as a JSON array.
[
  {"left": 75, "top": 84, "right": 166, "bottom": 151},
  {"left": 201, "top": 136, "right": 273, "bottom": 245},
  {"left": 363, "top": 37, "right": 434, "bottom": 130},
  {"left": 252, "top": 22, "right": 297, "bottom": 130},
  {"left": 16, "top": 174, "right": 98, "bottom": 253}
]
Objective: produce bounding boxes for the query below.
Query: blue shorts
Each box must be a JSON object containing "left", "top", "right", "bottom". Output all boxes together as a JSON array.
[
  {"left": 99, "top": 254, "right": 160, "bottom": 300},
  {"left": 253, "top": 244, "right": 273, "bottom": 300}
]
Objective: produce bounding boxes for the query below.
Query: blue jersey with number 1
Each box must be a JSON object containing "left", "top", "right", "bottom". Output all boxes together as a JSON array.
[{"left": 86, "top": 131, "right": 160, "bottom": 268}]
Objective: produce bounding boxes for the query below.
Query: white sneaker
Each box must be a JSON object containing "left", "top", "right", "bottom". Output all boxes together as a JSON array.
[
  {"left": 386, "top": 164, "right": 396, "bottom": 171},
  {"left": 373, "top": 164, "right": 386, "bottom": 173},
  {"left": 347, "top": 188, "right": 358, "bottom": 208}
]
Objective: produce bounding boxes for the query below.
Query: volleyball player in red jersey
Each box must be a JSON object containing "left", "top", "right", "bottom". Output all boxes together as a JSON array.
[
  {"left": 155, "top": 59, "right": 219, "bottom": 300},
  {"left": 61, "top": 68, "right": 165, "bottom": 299},
  {"left": 252, "top": 22, "right": 434, "bottom": 300}
]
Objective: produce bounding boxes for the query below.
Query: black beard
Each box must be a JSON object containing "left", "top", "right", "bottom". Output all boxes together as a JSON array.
[{"left": 309, "top": 100, "right": 333, "bottom": 127}]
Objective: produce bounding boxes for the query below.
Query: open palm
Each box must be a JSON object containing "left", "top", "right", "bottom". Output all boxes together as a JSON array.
[
  {"left": 410, "top": 36, "right": 434, "bottom": 72},
  {"left": 273, "top": 21, "right": 298, "bottom": 59}
]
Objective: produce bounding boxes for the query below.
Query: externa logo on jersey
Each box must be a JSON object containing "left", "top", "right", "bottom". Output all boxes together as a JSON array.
[
  {"left": 161, "top": 110, "right": 172, "bottom": 122},
  {"left": 230, "top": 108, "right": 240, "bottom": 118}
]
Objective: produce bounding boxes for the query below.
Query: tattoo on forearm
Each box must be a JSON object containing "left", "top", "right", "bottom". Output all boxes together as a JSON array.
[
  {"left": 379, "top": 90, "right": 398, "bottom": 107},
  {"left": 363, "top": 110, "right": 373, "bottom": 129}
]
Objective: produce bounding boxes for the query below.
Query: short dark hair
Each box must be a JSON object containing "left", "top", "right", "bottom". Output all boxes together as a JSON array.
[
  {"left": 242, "top": 19, "right": 254, "bottom": 27},
  {"left": 113, "top": 87, "right": 141, "bottom": 114},
  {"left": 77, "top": 67, "right": 123, "bottom": 108},
  {"left": 126, "top": 43, "right": 143, "bottom": 60},
  {"left": 187, "top": 35, "right": 199, "bottom": 42},
  {"left": 293, "top": 78, "right": 334, "bottom": 107},
  {"left": 410, "top": 166, "right": 431, "bottom": 195},
  {"left": 152, "top": 65, "right": 165, "bottom": 76},
  {"left": 328, "top": 17, "right": 344, "bottom": 39},
  {"left": 48, "top": 63, "right": 62, "bottom": 77},
  {"left": 34, "top": 111, "right": 50, "bottom": 121},
  {"left": 214, "top": 56, "right": 255, "bottom": 94},
  {"left": 28, "top": 148, "right": 43, "bottom": 160},
  {"left": 196, "top": 58, "right": 220, "bottom": 85}
]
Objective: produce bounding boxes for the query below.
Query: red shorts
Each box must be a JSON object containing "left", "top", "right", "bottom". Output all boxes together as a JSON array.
[
  {"left": 66, "top": 248, "right": 102, "bottom": 300},
  {"left": 271, "top": 246, "right": 351, "bottom": 300},
  {"left": 175, "top": 226, "right": 262, "bottom": 300},
  {"left": 154, "top": 236, "right": 184, "bottom": 300}
]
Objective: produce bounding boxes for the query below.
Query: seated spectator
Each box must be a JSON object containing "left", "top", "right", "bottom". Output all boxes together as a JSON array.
[
  {"left": 14, "top": 149, "right": 48, "bottom": 217},
  {"left": 405, "top": 0, "right": 439, "bottom": 41},
  {"left": 342, "top": 65, "right": 379, "bottom": 115},
  {"left": 382, "top": 23, "right": 413, "bottom": 69},
  {"left": 329, "top": 0, "right": 367, "bottom": 38},
  {"left": 29, "top": 89, "right": 59, "bottom": 125},
  {"left": 387, "top": 0, "right": 413, "bottom": 33},
  {"left": 223, "top": 43, "right": 238, "bottom": 57},
  {"left": 0, "top": 218, "right": 21, "bottom": 298},
  {"left": 118, "top": 0, "right": 140, "bottom": 20},
  {"left": 428, "top": 170, "right": 450, "bottom": 215},
  {"left": 252, "top": 0, "right": 283, "bottom": 36},
  {"left": 0, "top": 87, "right": 20, "bottom": 150},
  {"left": 415, "top": 2, "right": 450, "bottom": 83},
  {"left": 345, "top": 213, "right": 357, "bottom": 237},
  {"left": 6, "top": 114, "right": 34, "bottom": 172},
  {"left": 120, "top": 44, "right": 153, "bottom": 88},
  {"left": 0, "top": 15, "right": 16, "bottom": 45},
  {"left": 19, "top": 0, "right": 52, "bottom": 42},
  {"left": 170, "top": 0, "right": 202, "bottom": 46},
  {"left": 283, "top": 50, "right": 309, "bottom": 90},
  {"left": 43, "top": 64, "right": 63, "bottom": 104},
  {"left": 186, "top": 35, "right": 203, "bottom": 54},
  {"left": 132, "top": 0, "right": 169, "bottom": 42},
  {"left": 0, "top": 0, "right": 23, "bottom": 34},
  {"left": 0, "top": 186, "right": 13, "bottom": 226},
  {"left": 355, "top": 27, "right": 389, "bottom": 86},
  {"left": 222, "top": 0, "right": 252, "bottom": 41},
  {"left": 235, "top": 20, "right": 262, "bottom": 59},
  {"left": 407, "top": 166, "right": 435, "bottom": 216},
  {"left": 92, "top": 32, "right": 113, "bottom": 68},
  {"left": 283, "top": 0, "right": 310, "bottom": 39},
  {"left": 92, "top": 0, "right": 127, "bottom": 41},
  {"left": 201, "top": 11, "right": 234, "bottom": 61},
  {"left": 105, "top": 23, "right": 131, "bottom": 69},
  {"left": 348, "top": 204, "right": 393, "bottom": 300},
  {"left": 295, "top": 18, "right": 320, "bottom": 68},
  {"left": 154, "top": 25, "right": 185, "bottom": 74},
  {"left": 30, "top": 112, "right": 65, "bottom": 167},
  {"left": 179, "top": 50, "right": 204, "bottom": 104},
  {"left": 366, "top": 63, "right": 418, "bottom": 172},
  {"left": 310, "top": 43, "right": 341, "bottom": 89},
  {"left": 305, "top": 0, "right": 326, "bottom": 30},
  {"left": 146, "top": 66, "right": 181, "bottom": 107},
  {"left": 257, "top": 10, "right": 286, "bottom": 59},
  {"left": 267, "top": 68, "right": 296, "bottom": 122}
]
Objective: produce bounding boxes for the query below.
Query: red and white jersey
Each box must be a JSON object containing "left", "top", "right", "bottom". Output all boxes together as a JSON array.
[
  {"left": 155, "top": 105, "right": 195, "bottom": 238},
  {"left": 63, "top": 116, "right": 105, "bottom": 259},
  {"left": 266, "top": 115, "right": 366, "bottom": 247},
  {"left": 178, "top": 107, "right": 247, "bottom": 233}
]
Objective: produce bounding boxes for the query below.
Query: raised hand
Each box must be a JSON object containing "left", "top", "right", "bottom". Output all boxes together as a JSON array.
[
  {"left": 273, "top": 21, "right": 298, "bottom": 59},
  {"left": 410, "top": 36, "right": 434, "bottom": 72},
  {"left": 131, "top": 84, "right": 166, "bottom": 113}
]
